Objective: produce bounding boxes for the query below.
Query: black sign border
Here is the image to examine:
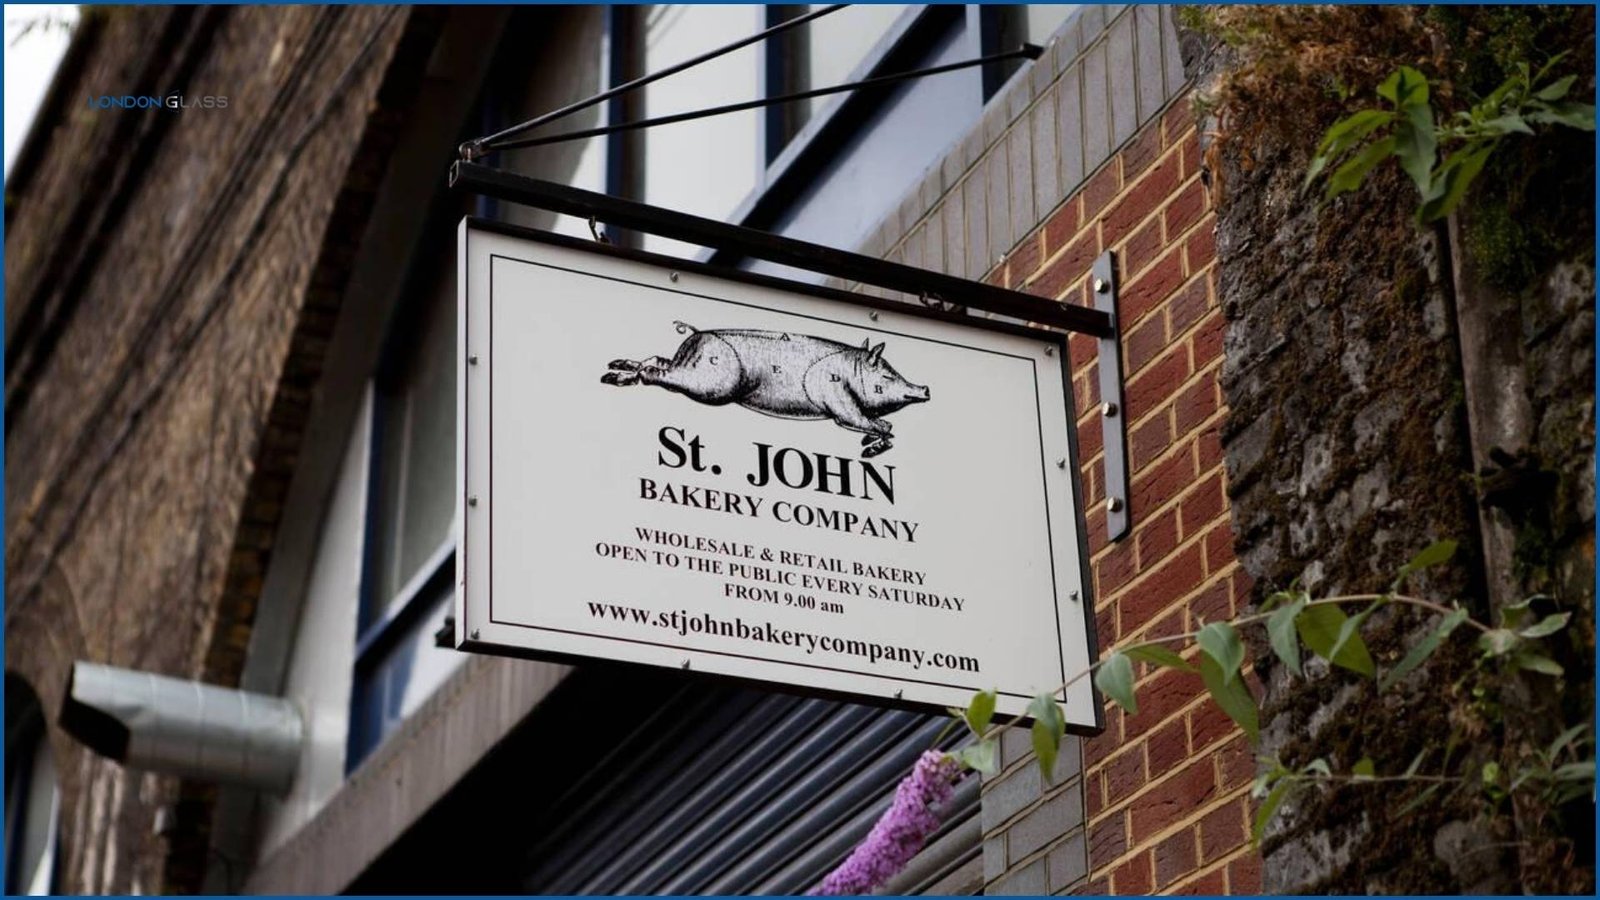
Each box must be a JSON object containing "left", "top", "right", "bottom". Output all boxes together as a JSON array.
[{"left": 459, "top": 217, "right": 1105, "bottom": 736}]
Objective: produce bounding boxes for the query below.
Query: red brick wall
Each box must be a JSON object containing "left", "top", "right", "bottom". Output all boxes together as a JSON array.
[{"left": 995, "top": 92, "right": 1263, "bottom": 895}]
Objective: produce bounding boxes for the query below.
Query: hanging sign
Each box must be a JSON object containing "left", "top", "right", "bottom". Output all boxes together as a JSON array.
[{"left": 456, "top": 219, "right": 1100, "bottom": 727}]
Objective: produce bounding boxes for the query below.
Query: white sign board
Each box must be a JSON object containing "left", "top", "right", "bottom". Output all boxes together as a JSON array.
[{"left": 457, "top": 220, "right": 1100, "bottom": 728}]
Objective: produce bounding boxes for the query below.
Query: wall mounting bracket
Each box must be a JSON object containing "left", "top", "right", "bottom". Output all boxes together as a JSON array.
[
  {"left": 1092, "top": 251, "right": 1132, "bottom": 542},
  {"left": 448, "top": 162, "right": 1133, "bottom": 542}
]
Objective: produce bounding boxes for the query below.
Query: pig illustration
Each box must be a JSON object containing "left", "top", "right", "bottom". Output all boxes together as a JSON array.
[{"left": 601, "top": 322, "right": 930, "bottom": 457}]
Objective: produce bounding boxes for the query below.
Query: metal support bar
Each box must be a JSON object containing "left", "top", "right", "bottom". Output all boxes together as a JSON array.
[
  {"left": 490, "top": 45, "right": 1043, "bottom": 153},
  {"left": 1092, "top": 251, "right": 1131, "bottom": 542},
  {"left": 448, "top": 161, "right": 1114, "bottom": 337}
]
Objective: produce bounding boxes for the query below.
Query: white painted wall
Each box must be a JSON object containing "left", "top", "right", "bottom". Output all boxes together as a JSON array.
[{"left": 255, "top": 392, "right": 369, "bottom": 854}]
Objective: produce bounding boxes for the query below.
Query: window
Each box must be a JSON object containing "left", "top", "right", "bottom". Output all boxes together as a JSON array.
[
  {"left": 796, "top": 4, "right": 911, "bottom": 124},
  {"left": 348, "top": 251, "right": 467, "bottom": 767},
  {"left": 639, "top": 4, "right": 764, "bottom": 257},
  {"left": 491, "top": 7, "right": 609, "bottom": 239},
  {"left": 346, "top": 6, "right": 626, "bottom": 767},
  {"left": 5, "top": 676, "right": 59, "bottom": 896}
]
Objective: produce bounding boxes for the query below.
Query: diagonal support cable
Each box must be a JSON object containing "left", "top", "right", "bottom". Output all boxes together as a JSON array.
[
  {"left": 461, "top": 3, "right": 846, "bottom": 159},
  {"left": 488, "top": 44, "right": 1043, "bottom": 154}
]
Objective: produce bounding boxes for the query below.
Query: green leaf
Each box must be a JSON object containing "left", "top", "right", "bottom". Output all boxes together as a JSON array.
[
  {"left": 1297, "top": 603, "right": 1376, "bottom": 676},
  {"left": 1200, "top": 653, "right": 1259, "bottom": 744},
  {"left": 1268, "top": 595, "right": 1307, "bottom": 676},
  {"left": 1417, "top": 144, "right": 1493, "bottom": 223},
  {"left": 1377, "top": 66, "right": 1429, "bottom": 107},
  {"left": 1532, "top": 51, "right": 1571, "bottom": 86},
  {"left": 1302, "top": 758, "right": 1332, "bottom": 778},
  {"left": 1527, "top": 102, "right": 1596, "bottom": 130},
  {"left": 1519, "top": 612, "right": 1571, "bottom": 639},
  {"left": 1403, "top": 748, "right": 1428, "bottom": 778},
  {"left": 1396, "top": 781, "right": 1442, "bottom": 817},
  {"left": 1325, "top": 136, "right": 1396, "bottom": 200},
  {"left": 956, "top": 739, "right": 1000, "bottom": 776},
  {"left": 1404, "top": 539, "right": 1458, "bottom": 573},
  {"left": 1477, "top": 113, "right": 1534, "bottom": 136},
  {"left": 1094, "top": 652, "right": 1138, "bottom": 714},
  {"left": 1513, "top": 652, "right": 1564, "bottom": 676},
  {"left": 964, "top": 689, "right": 997, "bottom": 737},
  {"left": 1352, "top": 758, "right": 1376, "bottom": 780},
  {"left": 1477, "top": 627, "right": 1520, "bottom": 657},
  {"left": 1252, "top": 780, "right": 1290, "bottom": 847},
  {"left": 1381, "top": 607, "right": 1469, "bottom": 691},
  {"left": 1308, "top": 109, "right": 1394, "bottom": 185},
  {"left": 1124, "top": 643, "right": 1196, "bottom": 673},
  {"left": 1535, "top": 74, "right": 1576, "bottom": 101},
  {"left": 1553, "top": 761, "right": 1596, "bottom": 782},
  {"left": 1029, "top": 693, "right": 1066, "bottom": 782},
  {"left": 1393, "top": 104, "right": 1438, "bottom": 194},
  {"left": 1197, "top": 621, "right": 1246, "bottom": 685},
  {"left": 1315, "top": 108, "right": 1394, "bottom": 156},
  {"left": 1326, "top": 604, "right": 1379, "bottom": 677},
  {"left": 1548, "top": 724, "right": 1589, "bottom": 758}
]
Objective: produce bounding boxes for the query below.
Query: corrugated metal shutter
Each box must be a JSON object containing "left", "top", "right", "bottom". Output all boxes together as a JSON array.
[
  {"left": 518, "top": 680, "right": 980, "bottom": 895},
  {"left": 343, "top": 668, "right": 980, "bottom": 895}
]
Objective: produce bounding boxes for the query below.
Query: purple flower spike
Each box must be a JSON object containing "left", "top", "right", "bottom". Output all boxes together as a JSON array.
[{"left": 811, "top": 750, "right": 961, "bottom": 896}]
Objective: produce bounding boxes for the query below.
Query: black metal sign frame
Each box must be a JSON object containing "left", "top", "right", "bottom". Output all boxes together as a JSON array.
[{"left": 448, "top": 162, "right": 1132, "bottom": 542}]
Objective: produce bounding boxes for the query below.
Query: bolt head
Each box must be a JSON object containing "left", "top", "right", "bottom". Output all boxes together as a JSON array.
[
  {"left": 468, "top": 495, "right": 478, "bottom": 507},
  {"left": 669, "top": 271, "right": 680, "bottom": 282},
  {"left": 468, "top": 354, "right": 479, "bottom": 366},
  {"left": 1044, "top": 345, "right": 1054, "bottom": 356},
  {"left": 869, "top": 311, "right": 880, "bottom": 321},
  {"left": 1101, "top": 401, "right": 1119, "bottom": 418},
  {"left": 1093, "top": 277, "right": 1109, "bottom": 294},
  {"left": 471, "top": 628, "right": 480, "bottom": 640},
  {"left": 1105, "top": 496, "right": 1124, "bottom": 514},
  {"left": 1056, "top": 458, "right": 1067, "bottom": 468}
]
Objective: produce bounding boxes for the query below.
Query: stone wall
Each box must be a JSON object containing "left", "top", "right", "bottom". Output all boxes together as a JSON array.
[{"left": 1181, "top": 5, "right": 1594, "bottom": 894}]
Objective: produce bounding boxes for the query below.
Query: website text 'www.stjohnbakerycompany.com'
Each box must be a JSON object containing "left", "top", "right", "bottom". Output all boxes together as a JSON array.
[{"left": 585, "top": 602, "right": 981, "bottom": 673}]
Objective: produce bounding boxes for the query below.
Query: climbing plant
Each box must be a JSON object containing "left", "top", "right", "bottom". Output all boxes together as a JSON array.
[
  {"left": 1306, "top": 57, "right": 1595, "bottom": 224},
  {"left": 816, "top": 539, "right": 1592, "bottom": 896},
  {"left": 941, "top": 539, "right": 1593, "bottom": 846}
]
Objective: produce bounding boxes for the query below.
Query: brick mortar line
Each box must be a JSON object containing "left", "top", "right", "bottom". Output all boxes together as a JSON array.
[
  {"left": 1086, "top": 478, "right": 1233, "bottom": 583},
  {"left": 1033, "top": 135, "right": 1204, "bottom": 294},
  {"left": 1089, "top": 782, "right": 1255, "bottom": 879},
  {"left": 980, "top": 772, "right": 1087, "bottom": 836},
  {"left": 1088, "top": 475, "right": 1233, "bottom": 602},
  {"left": 1072, "top": 373, "right": 1223, "bottom": 482},
  {"left": 1067, "top": 431, "right": 1224, "bottom": 537},
  {"left": 1097, "top": 167, "right": 1209, "bottom": 286},
  {"left": 1072, "top": 326, "right": 1223, "bottom": 441},
  {"left": 1065, "top": 263, "right": 1215, "bottom": 386},
  {"left": 1114, "top": 563, "right": 1242, "bottom": 662},
  {"left": 1127, "top": 785, "right": 1256, "bottom": 885},
  {"left": 1158, "top": 840, "right": 1256, "bottom": 895},
  {"left": 888, "top": 20, "right": 1192, "bottom": 279},
  {"left": 1041, "top": 136, "right": 1185, "bottom": 268},
  {"left": 1086, "top": 667, "right": 1244, "bottom": 783},
  {"left": 990, "top": 741, "right": 1088, "bottom": 784},
  {"left": 1078, "top": 624, "right": 1240, "bottom": 782},
  {"left": 1109, "top": 256, "right": 1215, "bottom": 342},
  {"left": 1084, "top": 687, "right": 1256, "bottom": 798},
  {"left": 987, "top": 822, "right": 1089, "bottom": 886}
]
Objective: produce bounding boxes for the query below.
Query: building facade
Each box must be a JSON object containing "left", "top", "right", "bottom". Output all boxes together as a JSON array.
[{"left": 16, "top": 3, "right": 1587, "bottom": 896}]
